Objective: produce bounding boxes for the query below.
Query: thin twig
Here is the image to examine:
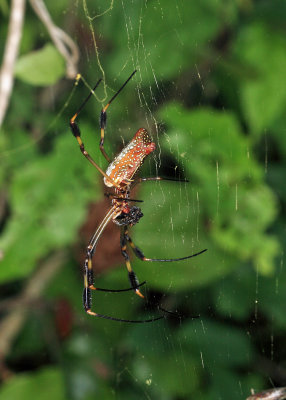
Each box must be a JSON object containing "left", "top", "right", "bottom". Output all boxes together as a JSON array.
[
  {"left": 0, "top": 251, "right": 67, "bottom": 362},
  {"left": 29, "top": 0, "right": 79, "bottom": 79},
  {"left": 0, "top": 0, "right": 26, "bottom": 128}
]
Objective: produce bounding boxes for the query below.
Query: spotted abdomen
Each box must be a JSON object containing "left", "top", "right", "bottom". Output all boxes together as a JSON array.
[{"left": 104, "top": 128, "right": 155, "bottom": 187}]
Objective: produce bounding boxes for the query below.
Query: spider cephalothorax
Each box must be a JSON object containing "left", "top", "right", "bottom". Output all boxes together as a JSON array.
[{"left": 70, "top": 70, "right": 207, "bottom": 323}]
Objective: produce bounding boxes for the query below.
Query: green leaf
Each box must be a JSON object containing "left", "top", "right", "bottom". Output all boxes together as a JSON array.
[
  {"left": 0, "top": 368, "right": 65, "bottom": 400},
  {"left": 149, "top": 103, "right": 279, "bottom": 281},
  {"left": 123, "top": 323, "right": 199, "bottom": 398},
  {"left": 179, "top": 319, "right": 254, "bottom": 368},
  {"left": 132, "top": 181, "right": 219, "bottom": 290},
  {"left": 90, "top": 0, "right": 233, "bottom": 81},
  {"left": 233, "top": 23, "right": 286, "bottom": 135},
  {"left": 15, "top": 44, "right": 65, "bottom": 86},
  {"left": 0, "top": 127, "right": 100, "bottom": 283}
]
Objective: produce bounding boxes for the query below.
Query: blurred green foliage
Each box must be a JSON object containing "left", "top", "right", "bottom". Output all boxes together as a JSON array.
[
  {"left": 0, "top": 1, "right": 286, "bottom": 399},
  {"left": 0, "top": 368, "right": 65, "bottom": 400},
  {"left": 14, "top": 44, "right": 66, "bottom": 86}
]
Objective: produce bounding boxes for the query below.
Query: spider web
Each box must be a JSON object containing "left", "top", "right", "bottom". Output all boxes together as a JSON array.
[
  {"left": 67, "top": 1, "right": 285, "bottom": 399},
  {"left": 78, "top": 1, "right": 203, "bottom": 286},
  {"left": 0, "top": 1, "right": 284, "bottom": 399}
]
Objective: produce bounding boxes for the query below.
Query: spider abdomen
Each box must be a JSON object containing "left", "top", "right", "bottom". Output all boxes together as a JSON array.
[
  {"left": 104, "top": 128, "right": 155, "bottom": 187},
  {"left": 113, "top": 206, "right": 143, "bottom": 226}
]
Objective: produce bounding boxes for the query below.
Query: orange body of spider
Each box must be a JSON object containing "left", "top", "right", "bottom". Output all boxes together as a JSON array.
[
  {"left": 104, "top": 128, "right": 156, "bottom": 188},
  {"left": 103, "top": 128, "right": 155, "bottom": 225}
]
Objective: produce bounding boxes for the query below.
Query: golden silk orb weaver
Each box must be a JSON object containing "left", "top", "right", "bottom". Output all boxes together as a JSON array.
[{"left": 70, "top": 70, "right": 207, "bottom": 323}]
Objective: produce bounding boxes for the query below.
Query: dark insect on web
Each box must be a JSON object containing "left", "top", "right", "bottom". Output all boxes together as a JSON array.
[{"left": 70, "top": 70, "right": 207, "bottom": 323}]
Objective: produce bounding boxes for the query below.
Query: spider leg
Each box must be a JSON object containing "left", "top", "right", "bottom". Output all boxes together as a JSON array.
[
  {"left": 132, "top": 176, "right": 189, "bottom": 189},
  {"left": 120, "top": 227, "right": 145, "bottom": 299},
  {"left": 83, "top": 208, "right": 113, "bottom": 313},
  {"left": 106, "top": 176, "right": 185, "bottom": 204},
  {"left": 69, "top": 80, "right": 121, "bottom": 189},
  {"left": 83, "top": 208, "right": 145, "bottom": 295},
  {"left": 95, "top": 281, "right": 146, "bottom": 293},
  {"left": 104, "top": 192, "right": 144, "bottom": 203},
  {"left": 105, "top": 176, "right": 185, "bottom": 206},
  {"left": 124, "top": 229, "right": 207, "bottom": 262},
  {"left": 83, "top": 209, "right": 139, "bottom": 298},
  {"left": 122, "top": 227, "right": 202, "bottom": 320},
  {"left": 100, "top": 70, "right": 137, "bottom": 163},
  {"left": 84, "top": 312, "right": 163, "bottom": 323},
  {"left": 124, "top": 228, "right": 205, "bottom": 320},
  {"left": 82, "top": 209, "right": 159, "bottom": 323}
]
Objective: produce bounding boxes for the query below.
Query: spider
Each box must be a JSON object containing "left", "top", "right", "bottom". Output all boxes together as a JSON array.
[{"left": 70, "top": 70, "right": 207, "bottom": 323}]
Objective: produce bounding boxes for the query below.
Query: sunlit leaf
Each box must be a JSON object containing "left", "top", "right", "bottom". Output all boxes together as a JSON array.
[{"left": 15, "top": 44, "right": 65, "bottom": 86}]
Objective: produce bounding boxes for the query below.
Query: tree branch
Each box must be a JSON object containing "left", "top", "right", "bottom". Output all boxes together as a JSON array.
[
  {"left": 0, "top": 251, "right": 67, "bottom": 366},
  {"left": 0, "top": 0, "right": 26, "bottom": 128},
  {"left": 29, "top": 0, "right": 79, "bottom": 79}
]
